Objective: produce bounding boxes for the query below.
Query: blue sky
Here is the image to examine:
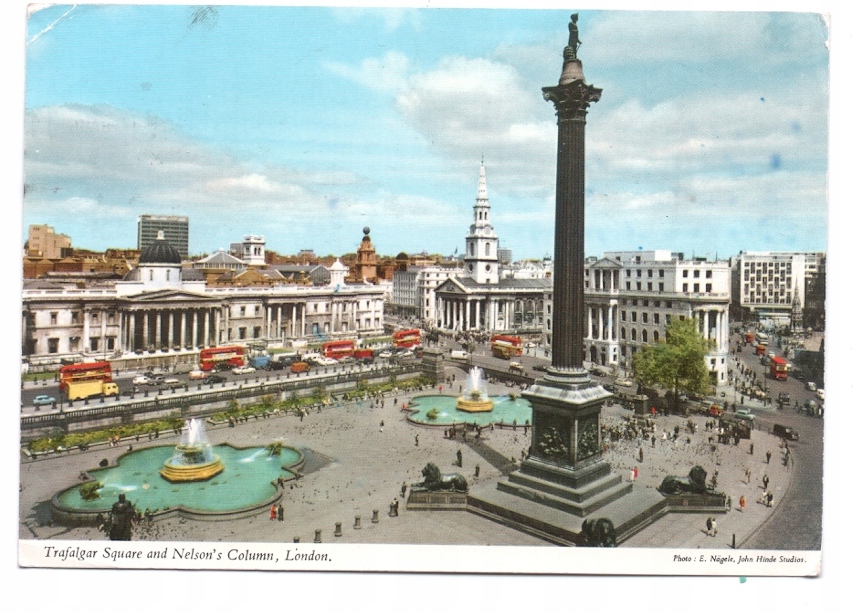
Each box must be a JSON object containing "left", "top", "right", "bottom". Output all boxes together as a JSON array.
[{"left": 20, "top": 3, "right": 830, "bottom": 260}]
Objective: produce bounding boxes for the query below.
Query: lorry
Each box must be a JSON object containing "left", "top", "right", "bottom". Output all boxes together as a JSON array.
[{"left": 66, "top": 380, "right": 119, "bottom": 401}]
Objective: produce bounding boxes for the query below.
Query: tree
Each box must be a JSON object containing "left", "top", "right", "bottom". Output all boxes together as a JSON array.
[{"left": 632, "top": 317, "right": 711, "bottom": 407}]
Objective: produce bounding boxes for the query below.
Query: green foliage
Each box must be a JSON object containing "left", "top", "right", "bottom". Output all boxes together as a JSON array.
[
  {"left": 427, "top": 408, "right": 439, "bottom": 420},
  {"left": 27, "top": 413, "right": 184, "bottom": 453},
  {"left": 79, "top": 481, "right": 103, "bottom": 500},
  {"left": 633, "top": 317, "right": 711, "bottom": 401},
  {"left": 265, "top": 441, "right": 283, "bottom": 456}
]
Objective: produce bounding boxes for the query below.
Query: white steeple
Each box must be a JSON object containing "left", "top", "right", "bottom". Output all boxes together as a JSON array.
[{"left": 464, "top": 161, "right": 499, "bottom": 284}]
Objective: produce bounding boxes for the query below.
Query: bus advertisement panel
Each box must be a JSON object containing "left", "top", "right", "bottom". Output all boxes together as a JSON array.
[
  {"left": 491, "top": 335, "right": 523, "bottom": 359},
  {"left": 770, "top": 356, "right": 788, "bottom": 381},
  {"left": 393, "top": 328, "right": 422, "bottom": 348},
  {"left": 199, "top": 346, "right": 246, "bottom": 371},
  {"left": 58, "top": 361, "right": 113, "bottom": 394},
  {"left": 322, "top": 339, "right": 356, "bottom": 360}
]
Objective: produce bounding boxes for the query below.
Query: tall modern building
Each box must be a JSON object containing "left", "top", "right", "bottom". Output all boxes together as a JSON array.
[{"left": 137, "top": 215, "right": 189, "bottom": 259}]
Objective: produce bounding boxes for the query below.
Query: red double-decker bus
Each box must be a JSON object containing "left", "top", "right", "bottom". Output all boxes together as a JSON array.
[
  {"left": 199, "top": 346, "right": 246, "bottom": 371},
  {"left": 770, "top": 356, "right": 788, "bottom": 381},
  {"left": 59, "top": 361, "right": 113, "bottom": 393},
  {"left": 322, "top": 339, "right": 356, "bottom": 360},
  {"left": 393, "top": 328, "right": 422, "bottom": 348},
  {"left": 491, "top": 335, "right": 523, "bottom": 359}
]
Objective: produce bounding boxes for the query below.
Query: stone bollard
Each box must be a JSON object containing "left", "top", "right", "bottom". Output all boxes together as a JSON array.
[
  {"left": 372, "top": 509, "right": 379, "bottom": 523},
  {"left": 314, "top": 529, "right": 322, "bottom": 543},
  {"left": 354, "top": 515, "right": 362, "bottom": 530},
  {"left": 334, "top": 522, "right": 343, "bottom": 537},
  {"left": 293, "top": 537, "right": 300, "bottom": 543}
]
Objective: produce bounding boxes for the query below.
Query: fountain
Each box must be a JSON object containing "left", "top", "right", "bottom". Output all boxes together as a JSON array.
[
  {"left": 456, "top": 367, "right": 495, "bottom": 413},
  {"left": 160, "top": 418, "right": 225, "bottom": 482}
]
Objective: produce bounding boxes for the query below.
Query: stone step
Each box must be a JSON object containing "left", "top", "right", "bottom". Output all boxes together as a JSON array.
[
  {"left": 506, "top": 468, "right": 624, "bottom": 504},
  {"left": 497, "top": 476, "right": 633, "bottom": 517}
]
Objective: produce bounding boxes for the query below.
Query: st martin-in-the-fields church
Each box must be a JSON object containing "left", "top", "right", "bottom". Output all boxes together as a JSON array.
[{"left": 434, "top": 164, "right": 551, "bottom": 338}]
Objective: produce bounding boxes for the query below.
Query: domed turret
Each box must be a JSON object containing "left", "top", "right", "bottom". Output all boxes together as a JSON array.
[{"left": 139, "top": 231, "right": 182, "bottom": 264}]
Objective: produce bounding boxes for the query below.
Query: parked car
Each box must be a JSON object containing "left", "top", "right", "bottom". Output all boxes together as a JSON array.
[
  {"left": 378, "top": 350, "right": 393, "bottom": 359},
  {"left": 188, "top": 370, "right": 206, "bottom": 380},
  {"left": 314, "top": 357, "right": 338, "bottom": 366},
  {"left": 777, "top": 392, "right": 791, "bottom": 405},
  {"left": 533, "top": 364, "right": 548, "bottom": 373},
  {"left": 148, "top": 375, "right": 165, "bottom": 386},
  {"left": 733, "top": 409, "right": 756, "bottom": 422},
  {"left": 265, "top": 361, "right": 286, "bottom": 371},
  {"left": 162, "top": 378, "right": 184, "bottom": 389},
  {"left": 773, "top": 424, "right": 799, "bottom": 441},
  {"left": 614, "top": 378, "right": 633, "bottom": 388},
  {"left": 232, "top": 366, "right": 256, "bottom": 375},
  {"left": 33, "top": 394, "right": 56, "bottom": 407},
  {"left": 203, "top": 374, "right": 226, "bottom": 385},
  {"left": 132, "top": 375, "right": 152, "bottom": 385}
]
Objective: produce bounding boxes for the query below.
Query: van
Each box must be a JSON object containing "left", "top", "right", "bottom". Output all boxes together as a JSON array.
[
  {"left": 291, "top": 361, "right": 310, "bottom": 373},
  {"left": 772, "top": 424, "right": 799, "bottom": 441},
  {"left": 450, "top": 350, "right": 468, "bottom": 361}
]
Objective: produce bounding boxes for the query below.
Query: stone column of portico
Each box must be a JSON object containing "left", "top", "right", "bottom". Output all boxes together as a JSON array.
[
  {"left": 168, "top": 311, "right": 174, "bottom": 348},
  {"left": 204, "top": 311, "right": 211, "bottom": 347},
  {"left": 83, "top": 309, "right": 91, "bottom": 353},
  {"left": 180, "top": 311, "right": 187, "bottom": 348}
]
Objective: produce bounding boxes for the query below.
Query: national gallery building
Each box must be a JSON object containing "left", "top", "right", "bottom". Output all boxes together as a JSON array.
[{"left": 21, "top": 233, "right": 386, "bottom": 371}]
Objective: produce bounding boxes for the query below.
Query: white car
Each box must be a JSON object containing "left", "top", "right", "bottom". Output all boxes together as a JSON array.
[
  {"left": 378, "top": 350, "right": 393, "bottom": 359},
  {"left": 162, "top": 378, "right": 183, "bottom": 389},
  {"left": 316, "top": 357, "right": 338, "bottom": 366},
  {"left": 132, "top": 375, "right": 152, "bottom": 385},
  {"left": 232, "top": 366, "right": 256, "bottom": 375},
  {"left": 614, "top": 378, "right": 633, "bottom": 388},
  {"left": 816, "top": 388, "right": 825, "bottom": 401},
  {"left": 188, "top": 370, "right": 206, "bottom": 380}
]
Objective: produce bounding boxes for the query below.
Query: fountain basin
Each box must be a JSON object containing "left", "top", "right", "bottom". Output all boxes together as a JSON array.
[
  {"left": 408, "top": 394, "right": 533, "bottom": 427},
  {"left": 51, "top": 443, "right": 303, "bottom": 525},
  {"left": 455, "top": 397, "right": 495, "bottom": 412}
]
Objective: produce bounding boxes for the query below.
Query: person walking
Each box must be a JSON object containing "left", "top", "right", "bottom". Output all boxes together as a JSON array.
[
  {"left": 766, "top": 450, "right": 772, "bottom": 464},
  {"left": 269, "top": 504, "right": 277, "bottom": 521},
  {"left": 739, "top": 495, "right": 746, "bottom": 511},
  {"left": 456, "top": 449, "right": 463, "bottom": 467},
  {"left": 400, "top": 481, "right": 407, "bottom": 498},
  {"left": 415, "top": 434, "right": 419, "bottom": 447},
  {"left": 277, "top": 504, "right": 284, "bottom": 522},
  {"left": 745, "top": 467, "right": 751, "bottom": 484},
  {"left": 763, "top": 474, "right": 770, "bottom": 490}
]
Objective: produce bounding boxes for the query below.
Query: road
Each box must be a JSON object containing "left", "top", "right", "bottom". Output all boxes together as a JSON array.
[{"left": 730, "top": 330, "right": 824, "bottom": 550}]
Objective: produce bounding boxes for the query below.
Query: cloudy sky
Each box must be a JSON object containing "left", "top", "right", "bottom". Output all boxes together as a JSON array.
[{"left": 20, "top": 3, "right": 829, "bottom": 260}]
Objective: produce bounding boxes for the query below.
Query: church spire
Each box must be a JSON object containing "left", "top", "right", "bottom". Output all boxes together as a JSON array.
[{"left": 464, "top": 161, "right": 499, "bottom": 284}]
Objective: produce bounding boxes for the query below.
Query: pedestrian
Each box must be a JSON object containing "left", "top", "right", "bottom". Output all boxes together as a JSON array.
[
  {"left": 277, "top": 504, "right": 284, "bottom": 522},
  {"left": 767, "top": 491, "right": 774, "bottom": 508},
  {"left": 278, "top": 476, "right": 285, "bottom": 490},
  {"left": 269, "top": 504, "right": 277, "bottom": 521},
  {"left": 739, "top": 495, "right": 746, "bottom": 511},
  {"left": 633, "top": 466, "right": 638, "bottom": 480},
  {"left": 651, "top": 435, "right": 656, "bottom": 448},
  {"left": 750, "top": 442, "right": 754, "bottom": 455},
  {"left": 415, "top": 434, "right": 419, "bottom": 447},
  {"left": 745, "top": 467, "right": 751, "bottom": 483},
  {"left": 638, "top": 447, "right": 644, "bottom": 463},
  {"left": 475, "top": 464, "right": 480, "bottom": 478},
  {"left": 706, "top": 516, "right": 714, "bottom": 537},
  {"left": 763, "top": 474, "right": 770, "bottom": 490},
  {"left": 629, "top": 468, "right": 635, "bottom": 482},
  {"left": 400, "top": 481, "right": 407, "bottom": 498},
  {"left": 456, "top": 449, "right": 462, "bottom": 467}
]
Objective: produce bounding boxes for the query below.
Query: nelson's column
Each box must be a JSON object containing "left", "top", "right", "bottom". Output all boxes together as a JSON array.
[{"left": 471, "top": 14, "right": 664, "bottom": 546}]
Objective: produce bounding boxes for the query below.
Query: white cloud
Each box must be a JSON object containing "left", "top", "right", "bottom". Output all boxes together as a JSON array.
[{"left": 324, "top": 51, "right": 411, "bottom": 91}]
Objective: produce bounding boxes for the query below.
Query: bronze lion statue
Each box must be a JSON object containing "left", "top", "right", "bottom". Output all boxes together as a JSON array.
[
  {"left": 412, "top": 463, "right": 468, "bottom": 493},
  {"left": 659, "top": 465, "right": 709, "bottom": 495},
  {"left": 579, "top": 518, "right": 617, "bottom": 547}
]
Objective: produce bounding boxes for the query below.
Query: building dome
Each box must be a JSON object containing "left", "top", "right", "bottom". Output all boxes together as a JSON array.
[{"left": 139, "top": 231, "right": 182, "bottom": 264}]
